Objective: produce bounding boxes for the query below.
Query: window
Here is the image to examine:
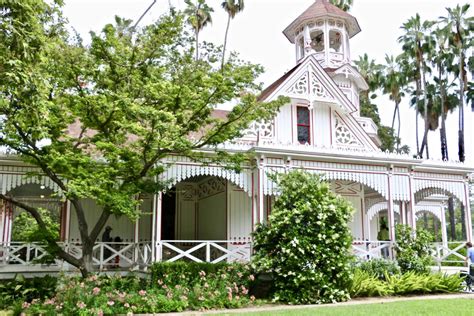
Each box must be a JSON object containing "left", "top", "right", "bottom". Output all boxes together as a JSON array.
[{"left": 297, "top": 106, "right": 311, "bottom": 144}]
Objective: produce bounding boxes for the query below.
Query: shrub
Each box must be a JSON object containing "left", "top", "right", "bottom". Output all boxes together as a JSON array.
[
  {"left": 394, "top": 224, "right": 434, "bottom": 274},
  {"left": 356, "top": 258, "right": 401, "bottom": 280},
  {"left": 0, "top": 274, "right": 57, "bottom": 310},
  {"left": 349, "top": 270, "right": 392, "bottom": 297},
  {"left": 252, "top": 171, "right": 354, "bottom": 304},
  {"left": 18, "top": 262, "right": 256, "bottom": 314},
  {"left": 350, "top": 269, "right": 462, "bottom": 298}
]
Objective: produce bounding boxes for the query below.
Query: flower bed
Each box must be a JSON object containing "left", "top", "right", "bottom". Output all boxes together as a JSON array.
[{"left": 4, "top": 262, "right": 256, "bottom": 315}]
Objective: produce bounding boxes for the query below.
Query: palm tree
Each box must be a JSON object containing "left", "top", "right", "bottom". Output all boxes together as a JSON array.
[
  {"left": 398, "top": 14, "right": 434, "bottom": 158},
  {"left": 439, "top": 4, "right": 473, "bottom": 163},
  {"left": 221, "top": 0, "right": 244, "bottom": 69},
  {"left": 381, "top": 54, "right": 406, "bottom": 151},
  {"left": 329, "top": 0, "right": 353, "bottom": 12},
  {"left": 184, "top": 0, "right": 214, "bottom": 60}
]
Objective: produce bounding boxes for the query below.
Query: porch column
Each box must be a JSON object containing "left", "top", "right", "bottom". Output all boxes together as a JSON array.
[
  {"left": 440, "top": 204, "right": 448, "bottom": 249},
  {"left": 408, "top": 170, "right": 417, "bottom": 229},
  {"left": 464, "top": 180, "right": 472, "bottom": 242},
  {"left": 387, "top": 170, "right": 395, "bottom": 242},
  {"left": 400, "top": 202, "right": 406, "bottom": 225},
  {"left": 64, "top": 201, "right": 71, "bottom": 242},
  {"left": 151, "top": 192, "right": 162, "bottom": 262},
  {"left": 256, "top": 156, "right": 265, "bottom": 225},
  {"left": 0, "top": 201, "right": 5, "bottom": 244},
  {"left": 2, "top": 201, "right": 12, "bottom": 244}
]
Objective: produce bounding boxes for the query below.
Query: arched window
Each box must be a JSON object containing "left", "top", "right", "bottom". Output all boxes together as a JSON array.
[
  {"left": 329, "top": 30, "right": 342, "bottom": 53},
  {"left": 310, "top": 30, "right": 324, "bottom": 52}
]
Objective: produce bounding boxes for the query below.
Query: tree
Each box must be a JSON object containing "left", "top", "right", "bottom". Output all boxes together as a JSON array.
[
  {"left": 0, "top": 1, "right": 287, "bottom": 276},
  {"left": 398, "top": 14, "right": 434, "bottom": 158},
  {"left": 439, "top": 4, "right": 473, "bottom": 163},
  {"left": 252, "top": 171, "right": 354, "bottom": 304},
  {"left": 221, "top": 0, "right": 244, "bottom": 69},
  {"left": 184, "top": 0, "right": 214, "bottom": 60},
  {"left": 381, "top": 54, "right": 406, "bottom": 151},
  {"left": 329, "top": 0, "right": 353, "bottom": 12},
  {"left": 354, "top": 54, "right": 407, "bottom": 153}
]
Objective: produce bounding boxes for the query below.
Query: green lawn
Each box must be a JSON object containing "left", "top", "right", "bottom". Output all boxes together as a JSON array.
[{"left": 219, "top": 298, "right": 474, "bottom": 316}]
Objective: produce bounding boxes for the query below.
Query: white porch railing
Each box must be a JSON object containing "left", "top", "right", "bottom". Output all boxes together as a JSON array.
[
  {"left": 0, "top": 241, "right": 152, "bottom": 270},
  {"left": 352, "top": 241, "right": 392, "bottom": 260},
  {"left": 156, "top": 240, "right": 252, "bottom": 263},
  {"left": 432, "top": 242, "right": 467, "bottom": 267}
]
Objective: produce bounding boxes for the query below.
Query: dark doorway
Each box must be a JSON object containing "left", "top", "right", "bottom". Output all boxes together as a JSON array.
[{"left": 161, "top": 190, "right": 176, "bottom": 240}]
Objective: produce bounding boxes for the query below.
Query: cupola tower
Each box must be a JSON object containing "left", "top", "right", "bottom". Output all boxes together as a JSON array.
[{"left": 283, "top": 0, "right": 361, "bottom": 68}]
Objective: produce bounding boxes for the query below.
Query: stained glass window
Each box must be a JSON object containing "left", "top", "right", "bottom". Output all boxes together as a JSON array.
[{"left": 297, "top": 106, "right": 310, "bottom": 144}]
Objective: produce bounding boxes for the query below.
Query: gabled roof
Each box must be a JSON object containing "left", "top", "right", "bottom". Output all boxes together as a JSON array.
[
  {"left": 259, "top": 54, "right": 357, "bottom": 114},
  {"left": 283, "top": 0, "right": 361, "bottom": 43},
  {"left": 328, "top": 64, "right": 369, "bottom": 91}
]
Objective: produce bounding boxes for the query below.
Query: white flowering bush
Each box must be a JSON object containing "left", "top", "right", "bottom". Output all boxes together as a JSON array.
[{"left": 252, "top": 171, "right": 354, "bottom": 304}]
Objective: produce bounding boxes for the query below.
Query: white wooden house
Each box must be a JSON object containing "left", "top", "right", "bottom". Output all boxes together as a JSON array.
[{"left": 0, "top": 0, "right": 472, "bottom": 274}]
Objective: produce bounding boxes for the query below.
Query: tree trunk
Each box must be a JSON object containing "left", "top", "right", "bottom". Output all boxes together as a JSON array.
[
  {"left": 195, "top": 30, "right": 199, "bottom": 61},
  {"left": 396, "top": 104, "right": 401, "bottom": 151},
  {"left": 458, "top": 50, "right": 465, "bottom": 162},
  {"left": 448, "top": 197, "right": 456, "bottom": 240},
  {"left": 221, "top": 15, "right": 231, "bottom": 70}
]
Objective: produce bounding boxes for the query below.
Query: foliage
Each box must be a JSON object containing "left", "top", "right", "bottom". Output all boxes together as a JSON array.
[
  {"left": 350, "top": 269, "right": 462, "bottom": 298},
  {"left": 0, "top": 0, "right": 286, "bottom": 274},
  {"left": 394, "top": 225, "right": 434, "bottom": 274},
  {"left": 349, "top": 270, "right": 392, "bottom": 297},
  {"left": 8, "top": 262, "right": 256, "bottom": 314},
  {"left": 355, "top": 258, "right": 401, "bottom": 280},
  {"left": 0, "top": 275, "right": 57, "bottom": 310},
  {"left": 252, "top": 171, "right": 354, "bottom": 304},
  {"left": 11, "top": 208, "right": 59, "bottom": 242}
]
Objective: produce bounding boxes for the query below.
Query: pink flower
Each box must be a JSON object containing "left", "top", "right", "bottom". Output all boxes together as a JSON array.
[
  {"left": 166, "top": 292, "right": 173, "bottom": 299},
  {"left": 237, "top": 272, "right": 243, "bottom": 278},
  {"left": 138, "top": 290, "right": 146, "bottom": 296},
  {"left": 80, "top": 282, "right": 85, "bottom": 288},
  {"left": 249, "top": 274, "right": 255, "bottom": 281},
  {"left": 241, "top": 286, "right": 249, "bottom": 295},
  {"left": 92, "top": 287, "right": 101, "bottom": 295},
  {"left": 44, "top": 298, "right": 55, "bottom": 305},
  {"left": 198, "top": 296, "right": 205, "bottom": 301},
  {"left": 204, "top": 282, "right": 209, "bottom": 288},
  {"left": 157, "top": 279, "right": 163, "bottom": 285},
  {"left": 107, "top": 300, "right": 115, "bottom": 306},
  {"left": 22, "top": 302, "right": 31, "bottom": 309},
  {"left": 180, "top": 295, "right": 188, "bottom": 301},
  {"left": 199, "top": 270, "right": 206, "bottom": 277},
  {"left": 118, "top": 292, "right": 126, "bottom": 299},
  {"left": 227, "top": 292, "right": 233, "bottom": 300},
  {"left": 89, "top": 275, "right": 98, "bottom": 282},
  {"left": 250, "top": 295, "right": 256, "bottom": 302},
  {"left": 97, "top": 309, "right": 104, "bottom": 316},
  {"left": 235, "top": 295, "right": 240, "bottom": 300},
  {"left": 124, "top": 303, "right": 130, "bottom": 308},
  {"left": 76, "top": 301, "right": 86, "bottom": 309}
]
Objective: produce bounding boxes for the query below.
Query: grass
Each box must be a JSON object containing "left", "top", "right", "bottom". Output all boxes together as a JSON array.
[{"left": 218, "top": 298, "right": 474, "bottom": 316}]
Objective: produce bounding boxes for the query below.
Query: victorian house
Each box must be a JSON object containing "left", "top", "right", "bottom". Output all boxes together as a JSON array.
[{"left": 0, "top": 0, "right": 472, "bottom": 274}]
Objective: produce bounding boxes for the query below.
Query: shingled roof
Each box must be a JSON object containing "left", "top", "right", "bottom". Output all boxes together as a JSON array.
[{"left": 283, "top": 0, "right": 361, "bottom": 43}]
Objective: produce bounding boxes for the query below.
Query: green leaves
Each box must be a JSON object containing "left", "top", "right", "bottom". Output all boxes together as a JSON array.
[{"left": 252, "top": 171, "right": 354, "bottom": 304}]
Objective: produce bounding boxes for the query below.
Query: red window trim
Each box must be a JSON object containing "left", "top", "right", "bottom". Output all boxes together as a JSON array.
[{"left": 296, "top": 106, "right": 311, "bottom": 144}]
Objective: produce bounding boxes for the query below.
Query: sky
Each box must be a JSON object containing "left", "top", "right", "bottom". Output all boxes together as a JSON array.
[{"left": 62, "top": 0, "right": 474, "bottom": 164}]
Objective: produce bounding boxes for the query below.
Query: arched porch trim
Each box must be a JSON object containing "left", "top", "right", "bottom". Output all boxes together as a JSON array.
[
  {"left": 2, "top": 174, "right": 63, "bottom": 195},
  {"left": 367, "top": 202, "right": 400, "bottom": 222},
  {"left": 413, "top": 180, "right": 465, "bottom": 205},
  {"left": 160, "top": 164, "right": 252, "bottom": 196}
]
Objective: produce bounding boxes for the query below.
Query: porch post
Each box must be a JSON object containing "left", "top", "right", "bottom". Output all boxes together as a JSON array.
[
  {"left": 257, "top": 156, "right": 265, "bottom": 225},
  {"left": 0, "top": 201, "right": 5, "bottom": 244},
  {"left": 134, "top": 211, "right": 139, "bottom": 263},
  {"left": 151, "top": 192, "right": 162, "bottom": 262},
  {"left": 387, "top": 170, "right": 395, "bottom": 241},
  {"left": 440, "top": 204, "right": 448, "bottom": 249},
  {"left": 64, "top": 201, "right": 71, "bottom": 242},
  {"left": 464, "top": 180, "right": 472, "bottom": 242},
  {"left": 400, "top": 202, "right": 406, "bottom": 225},
  {"left": 408, "top": 170, "right": 417, "bottom": 229}
]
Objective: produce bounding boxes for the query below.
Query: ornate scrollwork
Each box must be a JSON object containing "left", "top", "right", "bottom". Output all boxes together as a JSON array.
[
  {"left": 242, "top": 120, "right": 273, "bottom": 138},
  {"left": 335, "top": 116, "right": 362, "bottom": 146},
  {"left": 286, "top": 72, "right": 308, "bottom": 95}
]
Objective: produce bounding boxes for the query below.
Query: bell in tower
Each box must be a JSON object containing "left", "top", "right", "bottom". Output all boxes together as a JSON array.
[{"left": 283, "top": 0, "right": 361, "bottom": 68}]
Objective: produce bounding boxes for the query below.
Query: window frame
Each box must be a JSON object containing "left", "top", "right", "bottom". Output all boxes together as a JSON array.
[{"left": 296, "top": 106, "right": 311, "bottom": 144}]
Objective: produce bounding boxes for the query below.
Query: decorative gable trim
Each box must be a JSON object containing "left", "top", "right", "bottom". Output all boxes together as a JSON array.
[
  {"left": 262, "top": 55, "right": 357, "bottom": 113},
  {"left": 333, "top": 111, "right": 379, "bottom": 150}
]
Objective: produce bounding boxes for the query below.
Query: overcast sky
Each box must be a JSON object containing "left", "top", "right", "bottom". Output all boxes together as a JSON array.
[{"left": 63, "top": 0, "right": 474, "bottom": 164}]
